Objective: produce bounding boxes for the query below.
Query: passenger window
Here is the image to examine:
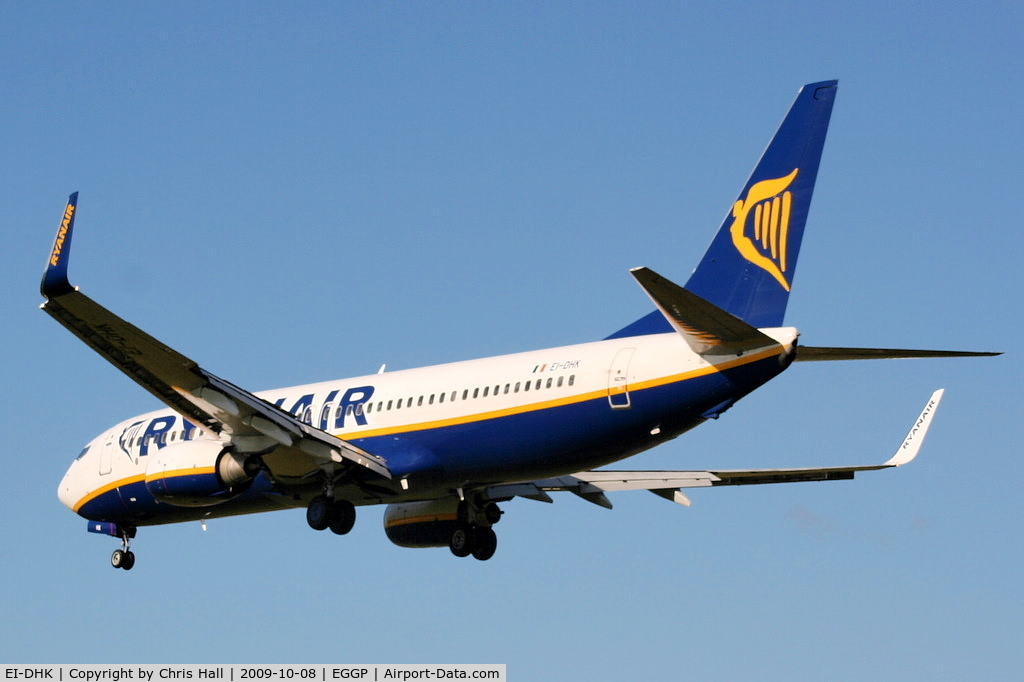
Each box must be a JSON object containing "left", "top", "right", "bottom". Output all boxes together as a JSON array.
[
  {"left": 387, "top": 400, "right": 393, "bottom": 410},
  {"left": 514, "top": 382, "right": 520, "bottom": 393},
  {"left": 417, "top": 396, "right": 424, "bottom": 407},
  {"left": 569, "top": 375, "right": 575, "bottom": 386},
  {"left": 463, "top": 389, "right": 470, "bottom": 400},
  {"left": 483, "top": 387, "right": 489, "bottom": 397},
  {"left": 429, "top": 394, "right": 435, "bottom": 405},
  {"left": 546, "top": 378, "right": 553, "bottom": 389},
  {"left": 557, "top": 376, "right": 564, "bottom": 387}
]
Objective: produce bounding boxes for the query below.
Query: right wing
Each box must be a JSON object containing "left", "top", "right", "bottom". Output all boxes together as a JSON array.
[
  {"left": 41, "top": 193, "right": 391, "bottom": 486},
  {"left": 485, "top": 389, "right": 943, "bottom": 508}
]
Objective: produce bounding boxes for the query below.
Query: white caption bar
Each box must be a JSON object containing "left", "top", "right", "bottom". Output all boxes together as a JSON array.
[{"left": 2, "top": 666, "right": 506, "bottom": 682}]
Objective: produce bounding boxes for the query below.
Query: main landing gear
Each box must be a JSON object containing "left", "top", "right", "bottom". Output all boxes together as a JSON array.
[
  {"left": 110, "top": 528, "right": 136, "bottom": 570},
  {"left": 306, "top": 494, "right": 357, "bottom": 535},
  {"left": 305, "top": 471, "right": 357, "bottom": 535},
  {"left": 450, "top": 500, "right": 502, "bottom": 561}
]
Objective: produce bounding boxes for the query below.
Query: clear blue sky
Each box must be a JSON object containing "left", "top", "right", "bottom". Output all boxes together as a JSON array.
[{"left": 2, "top": 2, "right": 1021, "bottom": 678}]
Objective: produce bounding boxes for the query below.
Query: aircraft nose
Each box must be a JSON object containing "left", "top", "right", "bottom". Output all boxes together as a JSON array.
[{"left": 57, "top": 466, "right": 77, "bottom": 511}]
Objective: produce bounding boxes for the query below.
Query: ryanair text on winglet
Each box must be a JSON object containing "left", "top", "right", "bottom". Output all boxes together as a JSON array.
[
  {"left": 902, "top": 396, "right": 939, "bottom": 451},
  {"left": 50, "top": 202, "right": 75, "bottom": 267}
]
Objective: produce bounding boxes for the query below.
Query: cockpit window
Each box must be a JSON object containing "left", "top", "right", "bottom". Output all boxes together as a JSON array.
[{"left": 75, "top": 446, "right": 90, "bottom": 461}]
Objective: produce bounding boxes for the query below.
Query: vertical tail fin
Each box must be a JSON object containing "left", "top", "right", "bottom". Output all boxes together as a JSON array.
[
  {"left": 684, "top": 80, "right": 837, "bottom": 327},
  {"left": 607, "top": 81, "right": 837, "bottom": 339}
]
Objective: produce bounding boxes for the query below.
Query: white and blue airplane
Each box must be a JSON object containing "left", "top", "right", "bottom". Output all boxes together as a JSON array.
[{"left": 45, "top": 81, "right": 996, "bottom": 570}]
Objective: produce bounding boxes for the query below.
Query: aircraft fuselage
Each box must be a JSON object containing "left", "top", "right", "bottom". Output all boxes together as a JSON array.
[{"left": 59, "top": 329, "right": 797, "bottom": 527}]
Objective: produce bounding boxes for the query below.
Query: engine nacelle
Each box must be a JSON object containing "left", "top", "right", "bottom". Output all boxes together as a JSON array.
[
  {"left": 144, "top": 440, "right": 255, "bottom": 508},
  {"left": 383, "top": 499, "right": 460, "bottom": 548}
]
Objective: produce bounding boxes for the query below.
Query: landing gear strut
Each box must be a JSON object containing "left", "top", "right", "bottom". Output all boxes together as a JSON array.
[
  {"left": 110, "top": 529, "right": 136, "bottom": 570},
  {"left": 449, "top": 500, "right": 502, "bottom": 561}
]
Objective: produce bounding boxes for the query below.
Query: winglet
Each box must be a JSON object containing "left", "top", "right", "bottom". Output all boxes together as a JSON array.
[
  {"left": 41, "top": 192, "right": 79, "bottom": 298},
  {"left": 884, "top": 389, "right": 944, "bottom": 467}
]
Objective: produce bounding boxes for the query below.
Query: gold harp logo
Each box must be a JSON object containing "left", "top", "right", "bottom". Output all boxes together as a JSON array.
[{"left": 729, "top": 168, "right": 799, "bottom": 291}]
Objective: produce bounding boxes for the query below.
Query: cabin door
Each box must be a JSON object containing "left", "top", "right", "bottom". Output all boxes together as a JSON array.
[
  {"left": 607, "top": 348, "right": 635, "bottom": 409},
  {"left": 99, "top": 435, "right": 115, "bottom": 476}
]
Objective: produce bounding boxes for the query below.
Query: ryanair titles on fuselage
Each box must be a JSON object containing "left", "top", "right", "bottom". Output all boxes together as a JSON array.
[{"left": 116, "top": 385, "right": 375, "bottom": 459}]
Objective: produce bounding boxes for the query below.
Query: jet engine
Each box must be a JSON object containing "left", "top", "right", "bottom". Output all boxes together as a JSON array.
[
  {"left": 144, "top": 440, "right": 256, "bottom": 507},
  {"left": 383, "top": 499, "right": 460, "bottom": 548}
]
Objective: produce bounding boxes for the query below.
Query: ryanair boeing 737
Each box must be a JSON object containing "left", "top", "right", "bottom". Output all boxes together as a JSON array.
[{"left": 44, "top": 81, "right": 996, "bottom": 570}]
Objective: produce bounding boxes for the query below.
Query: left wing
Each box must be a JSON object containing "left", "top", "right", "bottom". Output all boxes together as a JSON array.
[
  {"left": 41, "top": 193, "right": 391, "bottom": 486},
  {"left": 485, "top": 389, "right": 943, "bottom": 508}
]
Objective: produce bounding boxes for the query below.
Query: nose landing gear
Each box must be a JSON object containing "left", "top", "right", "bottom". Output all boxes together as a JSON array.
[{"left": 110, "top": 529, "right": 136, "bottom": 570}]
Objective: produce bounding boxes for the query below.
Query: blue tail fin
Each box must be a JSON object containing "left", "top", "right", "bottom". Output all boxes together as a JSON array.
[{"left": 608, "top": 80, "right": 837, "bottom": 339}]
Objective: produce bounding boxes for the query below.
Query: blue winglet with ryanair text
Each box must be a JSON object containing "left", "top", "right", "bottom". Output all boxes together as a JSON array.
[
  {"left": 609, "top": 80, "right": 838, "bottom": 338},
  {"left": 42, "top": 192, "right": 79, "bottom": 298}
]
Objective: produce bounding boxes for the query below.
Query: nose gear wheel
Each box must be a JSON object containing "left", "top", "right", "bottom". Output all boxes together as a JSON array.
[{"left": 110, "top": 529, "right": 136, "bottom": 570}]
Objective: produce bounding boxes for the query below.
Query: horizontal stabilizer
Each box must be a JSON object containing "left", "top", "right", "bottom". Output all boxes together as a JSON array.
[
  {"left": 629, "top": 267, "right": 779, "bottom": 355},
  {"left": 796, "top": 346, "right": 1001, "bottom": 361}
]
